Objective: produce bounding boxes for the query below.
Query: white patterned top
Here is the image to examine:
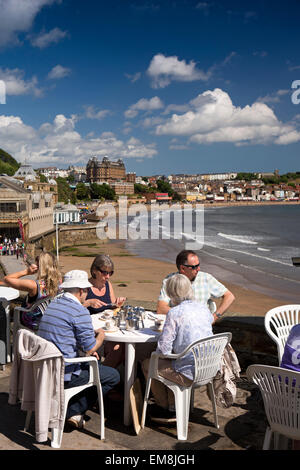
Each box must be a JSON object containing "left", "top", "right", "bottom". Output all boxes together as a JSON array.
[{"left": 156, "top": 300, "right": 214, "bottom": 380}]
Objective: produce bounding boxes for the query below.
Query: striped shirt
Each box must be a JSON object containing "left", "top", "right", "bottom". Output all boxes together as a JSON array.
[
  {"left": 38, "top": 293, "right": 96, "bottom": 381},
  {"left": 158, "top": 271, "right": 227, "bottom": 306}
]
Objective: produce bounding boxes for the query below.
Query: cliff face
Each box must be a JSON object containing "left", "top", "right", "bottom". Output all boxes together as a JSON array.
[{"left": 0, "top": 148, "right": 20, "bottom": 176}]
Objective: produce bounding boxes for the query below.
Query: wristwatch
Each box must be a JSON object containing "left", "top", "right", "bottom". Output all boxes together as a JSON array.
[{"left": 215, "top": 312, "right": 223, "bottom": 319}]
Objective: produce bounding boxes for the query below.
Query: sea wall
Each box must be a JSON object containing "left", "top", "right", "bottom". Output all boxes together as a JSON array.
[
  {"left": 214, "top": 316, "right": 278, "bottom": 369},
  {"left": 26, "top": 224, "right": 104, "bottom": 259}
]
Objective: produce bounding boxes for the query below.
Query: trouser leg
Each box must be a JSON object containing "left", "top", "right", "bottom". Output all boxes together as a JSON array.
[
  {"left": 65, "top": 363, "right": 120, "bottom": 418},
  {"left": 142, "top": 358, "right": 193, "bottom": 409}
]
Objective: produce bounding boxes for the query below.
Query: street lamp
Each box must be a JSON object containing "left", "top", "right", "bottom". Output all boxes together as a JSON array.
[{"left": 56, "top": 219, "right": 59, "bottom": 263}]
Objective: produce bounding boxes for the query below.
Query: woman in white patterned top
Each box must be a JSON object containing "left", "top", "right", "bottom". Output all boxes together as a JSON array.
[{"left": 142, "top": 273, "right": 214, "bottom": 422}]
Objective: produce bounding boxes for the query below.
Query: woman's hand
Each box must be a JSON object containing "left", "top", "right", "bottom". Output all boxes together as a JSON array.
[
  {"left": 116, "top": 297, "right": 126, "bottom": 307},
  {"left": 27, "top": 263, "right": 38, "bottom": 275},
  {"left": 84, "top": 298, "right": 107, "bottom": 309}
]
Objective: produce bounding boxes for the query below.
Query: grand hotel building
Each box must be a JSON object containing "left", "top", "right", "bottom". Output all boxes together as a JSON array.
[{"left": 86, "top": 156, "right": 126, "bottom": 183}]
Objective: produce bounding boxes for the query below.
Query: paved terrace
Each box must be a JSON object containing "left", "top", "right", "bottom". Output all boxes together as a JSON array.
[{"left": 0, "top": 254, "right": 276, "bottom": 451}]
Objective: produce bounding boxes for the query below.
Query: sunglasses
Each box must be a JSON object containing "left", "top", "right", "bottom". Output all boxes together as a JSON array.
[
  {"left": 98, "top": 268, "right": 114, "bottom": 276},
  {"left": 183, "top": 263, "right": 200, "bottom": 270}
]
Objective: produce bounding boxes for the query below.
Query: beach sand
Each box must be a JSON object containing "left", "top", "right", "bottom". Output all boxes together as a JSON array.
[{"left": 58, "top": 240, "right": 282, "bottom": 317}]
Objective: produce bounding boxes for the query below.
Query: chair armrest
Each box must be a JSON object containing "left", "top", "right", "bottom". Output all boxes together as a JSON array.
[
  {"left": 64, "top": 356, "right": 98, "bottom": 364},
  {"left": 153, "top": 351, "right": 179, "bottom": 360},
  {"left": 64, "top": 356, "right": 100, "bottom": 384},
  {"left": 14, "top": 306, "right": 30, "bottom": 314}
]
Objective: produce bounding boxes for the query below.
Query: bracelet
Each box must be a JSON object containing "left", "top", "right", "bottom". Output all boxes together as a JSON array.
[{"left": 215, "top": 312, "right": 223, "bottom": 319}]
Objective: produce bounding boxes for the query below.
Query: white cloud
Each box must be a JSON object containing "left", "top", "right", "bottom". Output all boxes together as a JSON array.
[
  {"left": 155, "top": 88, "right": 300, "bottom": 146},
  {"left": 125, "top": 72, "right": 142, "bottom": 83},
  {"left": 195, "top": 2, "right": 211, "bottom": 15},
  {"left": 29, "top": 27, "right": 67, "bottom": 48},
  {"left": 47, "top": 65, "right": 71, "bottom": 80},
  {"left": 257, "top": 89, "right": 290, "bottom": 104},
  {"left": 0, "top": 113, "right": 157, "bottom": 165},
  {"left": 147, "top": 53, "right": 211, "bottom": 88},
  {"left": 84, "top": 105, "right": 110, "bottom": 120},
  {"left": 125, "top": 96, "right": 164, "bottom": 118},
  {"left": 0, "top": 67, "right": 42, "bottom": 96},
  {"left": 0, "top": 0, "right": 58, "bottom": 48},
  {"left": 139, "top": 116, "right": 165, "bottom": 128}
]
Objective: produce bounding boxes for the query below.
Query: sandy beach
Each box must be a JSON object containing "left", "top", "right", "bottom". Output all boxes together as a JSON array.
[{"left": 57, "top": 239, "right": 283, "bottom": 318}]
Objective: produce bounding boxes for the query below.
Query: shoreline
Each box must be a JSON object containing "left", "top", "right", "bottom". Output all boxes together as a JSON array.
[{"left": 58, "top": 239, "right": 285, "bottom": 318}]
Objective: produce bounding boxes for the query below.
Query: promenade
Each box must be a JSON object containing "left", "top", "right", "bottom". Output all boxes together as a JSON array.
[
  {"left": 0, "top": 363, "right": 267, "bottom": 451},
  {"left": 0, "top": 254, "right": 269, "bottom": 451}
]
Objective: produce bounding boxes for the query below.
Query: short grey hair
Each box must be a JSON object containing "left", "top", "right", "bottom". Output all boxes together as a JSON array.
[
  {"left": 90, "top": 254, "right": 114, "bottom": 278},
  {"left": 165, "top": 273, "right": 194, "bottom": 306},
  {"left": 62, "top": 287, "right": 82, "bottom": 295}
]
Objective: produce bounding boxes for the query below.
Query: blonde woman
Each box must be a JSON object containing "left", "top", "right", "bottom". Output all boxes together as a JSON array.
[{"left": 4, "top": 251, "right": 61, "bottom": 330}]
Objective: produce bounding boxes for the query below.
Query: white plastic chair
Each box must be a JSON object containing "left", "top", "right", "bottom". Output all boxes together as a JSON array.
[
  {"left": 18, "top": 332, "right": 105, "bottom": 448},
  {"left": 264, "top": 305, "right": 300, "bottom": 363},
  {"left": 246, "top": 364, "right": 300, "bottom": 449},
  {"left": 13, "top": 296, "right": 53, "bottom": 346},
  {"left": 141, "top": 332, "right": 232, "bottom": 440}
]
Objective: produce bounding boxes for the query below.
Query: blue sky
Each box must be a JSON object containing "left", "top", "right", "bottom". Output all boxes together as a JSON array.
[{"left": 1, "top": 0, "right": 300, "bottom": 176}]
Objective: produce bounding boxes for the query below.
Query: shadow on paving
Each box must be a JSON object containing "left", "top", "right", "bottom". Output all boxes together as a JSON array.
[
  {"left": 0, "top": 370, "right": 268, "bottom": 450},
  {"left": 0, "top": 392, "right": 42, "bottom": 450}
]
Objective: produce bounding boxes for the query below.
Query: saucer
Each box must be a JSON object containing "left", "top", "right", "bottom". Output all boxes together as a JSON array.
[
  {"left": 152, "top": 326, "right": 163, "bottom": 332},
  {"left": 104, "top": 327, "right": 119, "bottom": 333},
  {"left": 100, "top": 314, "right": 113, "bottom": 321}
]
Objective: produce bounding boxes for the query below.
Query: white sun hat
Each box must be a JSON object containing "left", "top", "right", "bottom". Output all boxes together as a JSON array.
[{"left": 60, "top": 270, "right": 92, "bottom": 289}]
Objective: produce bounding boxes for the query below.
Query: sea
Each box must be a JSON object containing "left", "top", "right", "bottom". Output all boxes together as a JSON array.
[{"left": 121, "top": 204, "right": 300, "bottom": 304}]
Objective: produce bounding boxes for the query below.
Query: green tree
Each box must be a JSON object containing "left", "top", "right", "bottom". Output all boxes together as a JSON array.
[
  {"left": 134, "top": 183, "right": 146, "bottom": 194},
  {"left": 56, "top": 177, "right": 74, "bottom": 203},
  {"left": 76, "top": 182, "right": 90, "bottom": 200},
  {"left": 67, "top": 174, "right": 75, "bottom": 183},
  {"left": 0, "top": 148, "right": 20, "bottom": 175},
  {"left": 90, "top": 183, "right": 116, "bottom": 200},
  {"left": 39, "top": 173, "right": 48, "bottom": 183},
  {"left": 235, "top": 172, "right": 257, "bottom": 181}
]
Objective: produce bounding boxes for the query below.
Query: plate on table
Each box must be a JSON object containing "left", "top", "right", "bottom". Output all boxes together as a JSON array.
[
  {"left": 151, "top": 326, "right": 164, "bottom": 332},
  {"left": 146, "top": 312, "right": 165, "bottom": 321},
  {"left": 103, "top": 327, "right": 119, "bottom": 333},
  {"left": 99, "top": 312, "right": 114, "bottom": 321}
]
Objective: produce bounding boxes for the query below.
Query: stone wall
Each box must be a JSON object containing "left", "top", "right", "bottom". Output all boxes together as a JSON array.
[
  {"left": 27, "top": 224, "right": 105, "bottom": 259},
  {"left": 214, "top": 316, "right": 278, "bottom": 370}
]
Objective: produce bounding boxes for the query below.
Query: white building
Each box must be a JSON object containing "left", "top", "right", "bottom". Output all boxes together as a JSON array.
[{"left": 53, "top": 200, "right": 80, "bottom": 225}]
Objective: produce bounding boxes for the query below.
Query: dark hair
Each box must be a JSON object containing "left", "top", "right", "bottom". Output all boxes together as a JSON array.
[
  {"left": 90, "top": 254, "right": 114, "bottom": 279},
  {"left": 176, "top": 250, "right": 198, "bottom": 270}
]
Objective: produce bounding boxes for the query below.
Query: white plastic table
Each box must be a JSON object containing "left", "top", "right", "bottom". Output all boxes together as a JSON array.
[
  {"left": 91, "top": 312, "right": 164, "bottom": 426},
  {"left": 0, "top": 286, "right": 19, "bottom": 367}
]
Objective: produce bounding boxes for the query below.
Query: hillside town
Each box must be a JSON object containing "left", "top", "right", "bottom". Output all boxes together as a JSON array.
[
  {"left": 36, "top": 155, "right": 300, "bottom": 203},
  {"left": 0, "top": 151, "right": 299, "bottom": 249}
]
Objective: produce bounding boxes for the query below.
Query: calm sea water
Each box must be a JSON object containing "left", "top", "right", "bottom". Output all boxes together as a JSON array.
[{"left": 123, "top": 204, "right": 300, "bottom": 303}]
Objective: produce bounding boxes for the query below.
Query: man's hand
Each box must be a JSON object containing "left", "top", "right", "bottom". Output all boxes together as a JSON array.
[
  {"left": 156, "top": 300, "right": 170, "bottom": 315},
  {"left": 95, "top": 328, "right": 105, "bottom": 339},
  {"left": 90, "top": 351, "right": 99, "bottom": 360}
]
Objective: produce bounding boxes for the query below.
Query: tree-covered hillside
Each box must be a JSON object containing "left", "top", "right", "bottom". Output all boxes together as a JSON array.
[{"left": 0, "top": 148, "right": 20, "bottom": 176}]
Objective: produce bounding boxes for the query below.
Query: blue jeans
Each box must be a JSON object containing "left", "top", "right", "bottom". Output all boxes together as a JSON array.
[{"left": 64, "top": 362, "right": 120, "bottom": 419}]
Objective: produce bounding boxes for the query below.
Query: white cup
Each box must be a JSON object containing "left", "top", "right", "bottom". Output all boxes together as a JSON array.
[
  {"left": 155, "top": 319, "right": 164, "bottom": 332},
  {"left": 104, "top": 311, "right": 113, "bottom": 319},
  {"left": 105, "top": 319, "right": 115, "bottom": 330}
]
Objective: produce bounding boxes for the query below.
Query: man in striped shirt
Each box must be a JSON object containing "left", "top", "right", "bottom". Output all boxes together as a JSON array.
[
  {"left": 38, "top": 270, "right": 120, "bottom": 428},
  {"left": 157, "top": 250, "right": 235, "bottom": 323}
]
